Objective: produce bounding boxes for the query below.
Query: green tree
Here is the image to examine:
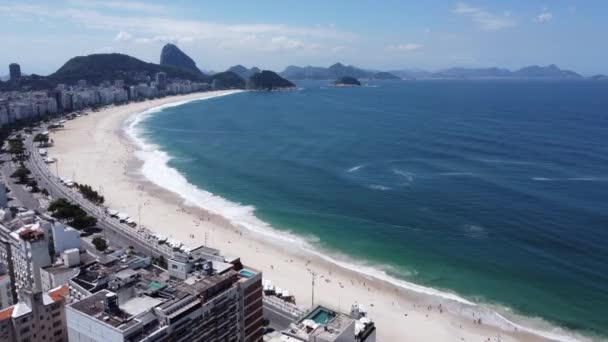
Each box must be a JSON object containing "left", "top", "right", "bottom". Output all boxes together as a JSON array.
[
  {"left": 48, "top": 198, "right": 97, "bottom": 230},
  {"left": 33, "top": 133, "right": 49, "bottom": 146},
  {"left": 92, "top": 236, "right": 108, "bottom": 252},
  {"left": 27, "top": 179, "right": 39, "bottom": 192},
  {"left": 11, "top": 166, "right": 31, "bottom": 184}
]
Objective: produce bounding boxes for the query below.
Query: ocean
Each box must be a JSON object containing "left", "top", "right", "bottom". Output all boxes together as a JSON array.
[{"left": 131, "top": 80, "right": 608, "bottom": 340}]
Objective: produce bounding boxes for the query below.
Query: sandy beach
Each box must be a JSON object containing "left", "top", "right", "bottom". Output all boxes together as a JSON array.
[{"left": 46, "top": 90, "right": 567, "bottom": 342}]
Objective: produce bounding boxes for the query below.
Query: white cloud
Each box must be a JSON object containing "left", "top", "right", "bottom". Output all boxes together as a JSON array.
[
  {"left": 387, "top": 43, "right": 423, "bottom": 51},
  {"left": 270, "top": 36, "right": 304, "bottom": 50},
  {"left": 115, "top": 31, "right": 132, "bottom": 42},
  {"left": 132, "top": 35, "right": 194, "bottom": 45},
  {"left": 0, "top": 2, "right": 359, "bottom": 70},
  {"left": 454, "top": 2, "right": 516, "bottom": 31},
  {"left": 0, "top": 3, "right": 355, "bottom": 52},
  {"left": 537, "top": 9, "right": 553, "bottom": 23},
  {"left": 67, "top": 0, "right": 167, "bottom": 13}
]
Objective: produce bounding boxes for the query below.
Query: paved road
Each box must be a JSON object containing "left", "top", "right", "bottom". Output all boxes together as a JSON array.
[
  {"left": 23, "top": 131, "right": 175, "bottom": 260},
  {"left": 1, "top": 156, "right": 41, "bottom": 211}
]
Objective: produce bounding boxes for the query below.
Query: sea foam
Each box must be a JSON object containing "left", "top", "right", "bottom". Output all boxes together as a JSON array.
[{"left": 123, "top": 92, "right": 589, "bottom": 342}]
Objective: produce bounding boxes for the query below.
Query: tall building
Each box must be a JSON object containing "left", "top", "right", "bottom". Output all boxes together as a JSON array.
[
  {"left": 0, "top": 179, "right": 7, "bottom": 208},
  {"left": 66, "top": 245, "right": 264, "bottom": 342},
  {"left": 0, "top": 270, "right": 12, "bottom": 310},
  {"left": 8, "top": 63, "right": 21, "bottom": 81},
  {"left": 0, "top": 220, "right": 53, "bottom": 293},
  {"left": 0, "top": 286, "right": 69, "bottom": 342},
  {"left": 155, "top": 72, "right": 167, "bottom": 91}
]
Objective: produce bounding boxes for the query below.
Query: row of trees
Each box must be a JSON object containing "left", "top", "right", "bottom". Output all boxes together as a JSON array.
[
  {"left": 33, "top": 133, "right": 50, "bottom": 146},
  {"left": 75, "top": 183, "right": 105, "bottom": 205},
  {"left": 48, "top": 198, "right": 97, "bottom": 230},
  {"left": 10, "top": 163, "right": 40, "bottom": 192},
  {"left": 7, "top": 134, "right": 27, "bottom": 161}
]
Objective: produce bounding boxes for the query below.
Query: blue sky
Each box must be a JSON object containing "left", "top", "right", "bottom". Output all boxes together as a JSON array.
[{"left": 0, "top": 0, "right": 606, "bottom": 75}]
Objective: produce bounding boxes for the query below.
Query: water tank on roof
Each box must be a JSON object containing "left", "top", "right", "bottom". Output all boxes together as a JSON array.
[
  {"left": 203, "top": 260, "right": 213, "bottom": 275},
  {"left": 104, "top": 293, "right": 118, "bottom": 315}
]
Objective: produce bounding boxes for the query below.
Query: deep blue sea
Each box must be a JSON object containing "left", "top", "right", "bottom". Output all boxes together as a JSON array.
[{"left": 138, "top": 80, "right": 608, "bottom": 339}]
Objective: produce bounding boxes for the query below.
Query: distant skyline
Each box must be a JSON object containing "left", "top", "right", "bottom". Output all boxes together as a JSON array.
[{"left": 1, "top": 0, "right": 606, "bottom": 76}]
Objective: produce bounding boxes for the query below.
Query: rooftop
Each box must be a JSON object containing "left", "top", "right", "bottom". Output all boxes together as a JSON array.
[
  {"left": 0, "top": 307, "right": 14, "bottom": 321},
  {"left": 69, "top": 290, "right": 133, "bottom": 329},
  {"left": 16, "top": 226, "right": 45, "bottom": 242},
  {"left": 120, "top": 296, "right": 163, "bottom": 317}
]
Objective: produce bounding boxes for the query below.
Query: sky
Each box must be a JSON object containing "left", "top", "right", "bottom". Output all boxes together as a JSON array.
[{"left": 0, "top": 0, "right": 606, "bottom": 76}]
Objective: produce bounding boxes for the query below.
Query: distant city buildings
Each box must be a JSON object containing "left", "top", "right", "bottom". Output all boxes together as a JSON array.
[
  {"left": 155, "top": 71, "right": 167, "bottom": 91},
  {"left": 0, "top": 75, "right": 210, "bottom": 128},
  {"left": 8, "top": 64, "right": 21, "bottom": 81}
]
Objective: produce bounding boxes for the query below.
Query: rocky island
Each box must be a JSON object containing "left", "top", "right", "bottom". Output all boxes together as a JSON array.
[
  {"left": 332, "top": 76, "right": 361, "bottom": 86},
  {"left": 246, "top": 70, "right": 295, "bottom": 90}
]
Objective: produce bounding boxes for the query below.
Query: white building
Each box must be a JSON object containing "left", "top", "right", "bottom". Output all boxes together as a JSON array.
[
  {"left": 40, "top": 249, "right": 84, "bottom": 292},
  {"left": 51, "top": 222, "right": 81, "bottom": 255},
  {"left": 0, "top": 222, "right": 52, "bottom": 293}
]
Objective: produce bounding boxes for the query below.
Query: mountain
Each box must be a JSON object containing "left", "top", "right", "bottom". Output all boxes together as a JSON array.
[
  {"left": 227, "top": 65, "right": 261, "bottom": 79},
  {"left": 591, "top": 74, "right": 608, "bottom": 80},
  {"left": 280, "top": 63, "right": 399, "bottom": 80},
  {"left": 209, "top": 71, "right": 246, "bottom": 89},
  {"left": 389, "top": 69, "right": 434, "bottom": 79},
  {"left": 246, "top": 70, "right": 295, "bottom": 90},
  {"left": 371, "top": 72, "right": 400, "bottom": 80},
  {"left": 280, "top": 65, "right": 333, "bottom": 80},
  {"left": 333, "top": 76, "right": 361, "bottom": 86},
  {"left": 512, "top": 64, "right": 581, "bottom": 78},
  {"left": 160, "top": 43, "right": 202, "bottom": 75},
  {"left": 327, "top": 63, "right": 370, "bottom": 79},
  {"left": 49, "top": 53, "right": 206, "bottom": 85},
  {"left": 434, "top": 67, "right": 512, "bottom": 78},
  {"left": 392, "top": 65, "right": 582, "bottom": 79}
]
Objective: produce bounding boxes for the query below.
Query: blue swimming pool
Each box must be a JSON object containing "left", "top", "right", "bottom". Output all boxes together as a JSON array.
[{"left": 239, "top": 269, "right": 255, "bottom": 278}]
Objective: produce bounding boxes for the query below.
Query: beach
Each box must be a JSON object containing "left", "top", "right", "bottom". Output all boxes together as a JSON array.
[{"left": 47, "top": 90, "right": 570, "bottom": 342}]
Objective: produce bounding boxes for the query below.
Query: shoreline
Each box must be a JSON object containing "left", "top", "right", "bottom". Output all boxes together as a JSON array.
[{"left": 47, "top": 90, "right": 589, "bottom": 342}]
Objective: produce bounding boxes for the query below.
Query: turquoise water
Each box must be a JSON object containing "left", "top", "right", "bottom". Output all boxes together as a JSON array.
[
  {"left": 306, "top": 306, "right": 336, "bottom": 325},
  {"left": 239, "top": 269, "right": 255, "bottom": 278},
  {"left": 138, "top": 80, "right": 608, "bottom": 339}
]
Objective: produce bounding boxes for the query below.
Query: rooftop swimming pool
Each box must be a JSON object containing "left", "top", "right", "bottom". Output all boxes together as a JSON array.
[
  {"left": 305, "top": 306, "right": 336, "bottom": 325},
  {"left": 239, "top": 269, "right": 255, "bottom": 278}
]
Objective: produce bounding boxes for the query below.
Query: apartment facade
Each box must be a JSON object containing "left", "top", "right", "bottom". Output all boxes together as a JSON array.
[{"left": 0, "top": 285, "right": 69, "bottom": 342}]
